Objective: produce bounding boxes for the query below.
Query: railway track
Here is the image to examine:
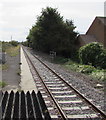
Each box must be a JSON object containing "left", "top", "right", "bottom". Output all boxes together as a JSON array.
[{"left": 23, "top": 46, "right": 106, "bottom": 120}]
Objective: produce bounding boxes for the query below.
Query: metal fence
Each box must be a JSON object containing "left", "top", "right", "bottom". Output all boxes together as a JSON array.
[{"left": 0, "top": 90, "right": 51, "bottom": 120}]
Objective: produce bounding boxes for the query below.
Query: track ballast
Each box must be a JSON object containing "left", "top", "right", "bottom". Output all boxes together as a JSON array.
[{"left": 23, "top": 46, "right": 106, "bottom": 120}]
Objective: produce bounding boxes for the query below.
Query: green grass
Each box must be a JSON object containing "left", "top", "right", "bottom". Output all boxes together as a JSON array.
[
  {"left": 0, "top": 81, "right": 7, "bottom": 87},
  {"left": 0, "top": 64, "right": 8, "bottom": 70}
]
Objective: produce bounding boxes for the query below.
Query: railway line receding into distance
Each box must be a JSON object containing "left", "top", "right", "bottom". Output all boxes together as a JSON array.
[{"left": 22, "top": 46, "right": 106, "bottom": 120}]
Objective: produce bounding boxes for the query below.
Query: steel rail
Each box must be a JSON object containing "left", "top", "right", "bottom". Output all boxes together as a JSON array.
[
  {"left": 23, "top": 47, "right": 68, "bottom": 120},
  {"left": 25, "top": 47, "right": 106, "bottom": 119}
]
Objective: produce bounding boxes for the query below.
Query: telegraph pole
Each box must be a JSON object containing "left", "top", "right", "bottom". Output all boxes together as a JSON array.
[{"left": 11, "top": 36, "right": 12, "bottom": 41}]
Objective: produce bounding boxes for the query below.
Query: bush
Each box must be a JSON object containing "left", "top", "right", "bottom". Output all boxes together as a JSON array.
[
  {"left": 95, "top": 49, "right": 106, "bottom": 69},
  {"left": 79, "top": 42, "right": 106, "bottom": 69}
]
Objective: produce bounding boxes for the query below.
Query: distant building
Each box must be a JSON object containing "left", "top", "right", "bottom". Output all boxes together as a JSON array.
[{"left": 78, "top": 17, "right": 106, "bottom": 47}]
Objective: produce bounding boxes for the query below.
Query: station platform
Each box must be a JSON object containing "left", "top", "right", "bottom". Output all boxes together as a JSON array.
[{"left": 20, "top": 46, "right": 37, "bottom": 92}]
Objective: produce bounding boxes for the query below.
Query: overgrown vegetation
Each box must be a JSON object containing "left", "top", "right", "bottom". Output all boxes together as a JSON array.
[
  {"left": 2, "top": 41, "right": 13, "bottom": 52},
  {"left": 53, "top": 57, "right": 105, "bottom": 82},
  {"left": 2, "top": 41, "right": 19, "bottom": 52},
  {"left": 65, "top": 42, "right": 106, "bottom": 80},
  {"left": 0, "top": 81, "right": 7, "bottom": 87},
  {"left": 65, "top": 61, "right": 105, "bottom": 82},
  {"left": 6, "top": 45, "right": 20, "bottom": 56},
  {"left": 26, "top": 7, "right": 78, "bottom": 57},
  {"left": 0, "top": 64, "right": 8, "bottom": 70}
]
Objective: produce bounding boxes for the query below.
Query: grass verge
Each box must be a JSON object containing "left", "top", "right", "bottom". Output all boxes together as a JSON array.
[
  {"left": 6, "top": 45, "right": 20, "bottom": 57},
  {"left": 0, "top": 64, "right": 8, "bottom": 70},
  {"left": 0, "top": 81, "right": 7, "bottom": 87}
]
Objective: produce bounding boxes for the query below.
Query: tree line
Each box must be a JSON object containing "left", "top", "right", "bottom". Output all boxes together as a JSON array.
[{"left": 26, "top": 7, "right": 78, "bottom": 57}]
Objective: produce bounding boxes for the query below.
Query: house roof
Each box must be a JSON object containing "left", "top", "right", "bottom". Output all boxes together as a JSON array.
[
  {"left": 86, "top": 16, "right": 106, "bottom": 35},
  {"left": 78, "top": 16, "right": 106, "bottom": 47},
  {"left": 79, "top": 34, "right": 98, "bottom": 44},
  {"left": 97, "top": 17, "right": 106, "bottom": 26},
  {"left": 97, "top": 17, "right": 106, "bottom": 25}
]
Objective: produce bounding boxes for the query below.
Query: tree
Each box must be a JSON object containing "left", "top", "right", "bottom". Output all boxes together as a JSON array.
[{"left": 27, "top": 7, "right": 78, "bottom": 57}]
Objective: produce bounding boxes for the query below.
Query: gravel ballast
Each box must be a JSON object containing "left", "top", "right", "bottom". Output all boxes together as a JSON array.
[{"left": 27, "top": 47, "right": 105, "bottom": 113}]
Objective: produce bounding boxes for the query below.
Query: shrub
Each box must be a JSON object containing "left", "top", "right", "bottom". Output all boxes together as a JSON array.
[
  {"left": 79, "top": 42, "right": 106, "bottom": 69},
  {"left": 95, "top": 49, "right": 106, "bottom": 69}
]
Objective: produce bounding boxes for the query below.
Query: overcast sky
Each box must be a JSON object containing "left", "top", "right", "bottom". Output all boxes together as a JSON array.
[{"left": 0, "top": 0, "right": 105, "bottom": 42}]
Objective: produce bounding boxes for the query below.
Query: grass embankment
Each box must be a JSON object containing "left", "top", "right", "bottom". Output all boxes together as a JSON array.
[
  {"left": 6, "top": 45, "right": 20, "bottom": 57},
  {"left": 53, "top": 57, "right": 106, "bottom": 82}
]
